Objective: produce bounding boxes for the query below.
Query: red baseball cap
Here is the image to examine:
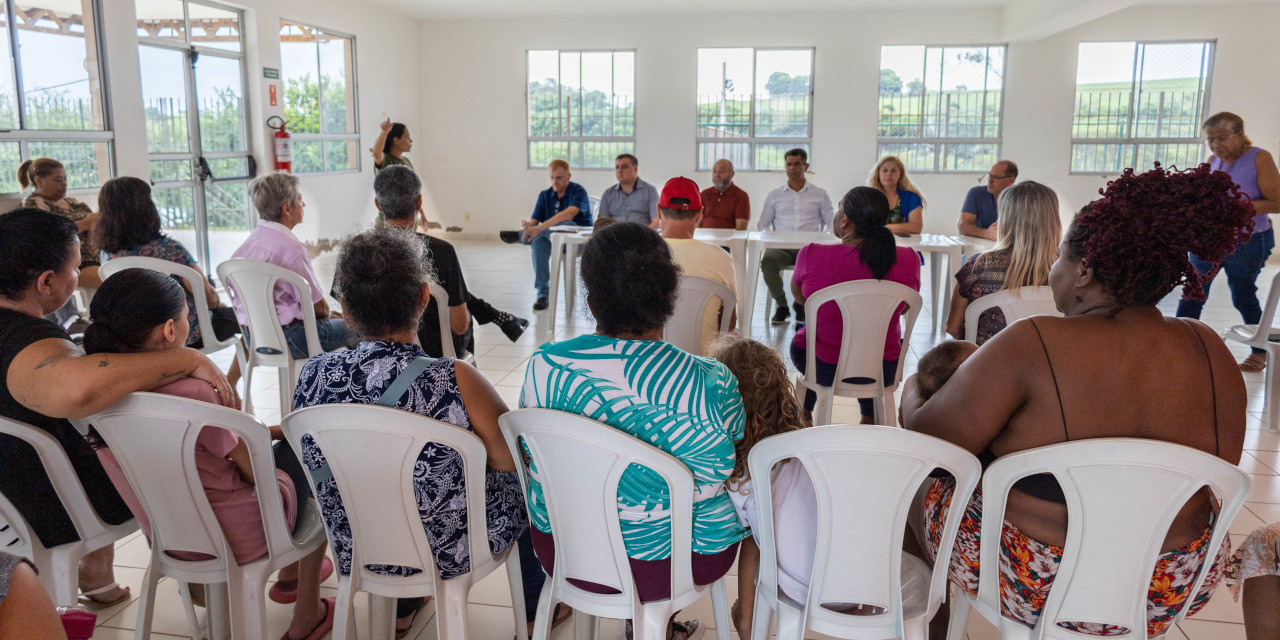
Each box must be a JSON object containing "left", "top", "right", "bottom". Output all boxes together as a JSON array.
[{"left": 659, "top": 177, "right": 702, "bottom": 210}]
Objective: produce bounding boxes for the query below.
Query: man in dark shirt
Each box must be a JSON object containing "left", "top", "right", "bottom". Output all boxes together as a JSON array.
[
  {"left": 500, "top": 159, "right": 592, "bottom": 310},
  {"left": 958, "top": 160, "right": 1018, "bottom": 240},
  {"left": 375, "top": 167, "right": 528, "bottom": 357}
]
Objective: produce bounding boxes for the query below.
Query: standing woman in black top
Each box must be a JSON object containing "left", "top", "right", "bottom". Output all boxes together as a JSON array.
[{"left": 0, "top": 209, "right": 232, "bottom": 604}]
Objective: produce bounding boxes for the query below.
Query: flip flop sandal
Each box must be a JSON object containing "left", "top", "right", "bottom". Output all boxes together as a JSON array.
[
  {"left": 79, "top": 582, "right": 131, "bottom": 607},
  {"left": 279, "top": 597, "right": 335, "bottom": 640},
  {"left": 269, "top": 557, "right": 335, "bottom": 604}
]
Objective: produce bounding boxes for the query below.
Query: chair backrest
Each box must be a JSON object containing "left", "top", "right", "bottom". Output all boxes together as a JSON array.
[
  {"left": 427, "top": 281, "right": 457, "bottom": 359},
  {"left": 0, "top": 416, "right": 135, "bottom": 556},
  {"left": 963, "top": 286, "right": 1061, "bottom": 343},
  {"left": 666, "top": 275, "right": 736, "bottom": 354},
  {"left": 498, "top": 408, "right": 697, "bottom": 616},
  {"left": 977, "top": 438, "right": 1250, "bottom": 639},
  {"left": 100, "top": 256, "right": 236, "bottom": 355},
  {"left": 216, "top": 258, "right": 321, "bottom": 367},
  {"left": 1234, "top": 269, "right": 1280, "bottom": 346},
  {"left": 802, "top": 280, "right": 922, "bottom": 396},
  {"left": 75, "top": 392, "right": 299, "bottom": 583},
  {"left": 281, "top": 403, "right": 495, "bottom": 595},
  {"left": 588, "top": 196, "right": 601, "bottom": 214},
  {"left": 748, "top": 425, "right": 981, "bottom": 638}
]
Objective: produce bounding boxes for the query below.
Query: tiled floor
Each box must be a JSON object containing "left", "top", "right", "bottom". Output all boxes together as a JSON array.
[{"left": 88, "top": 238, "right": 1278, "bottom": 639}]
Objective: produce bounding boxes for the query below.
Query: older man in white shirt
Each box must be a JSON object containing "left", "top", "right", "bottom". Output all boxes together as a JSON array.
[{"left": 758, "top": 148, "right": 834, "bottom": 325}]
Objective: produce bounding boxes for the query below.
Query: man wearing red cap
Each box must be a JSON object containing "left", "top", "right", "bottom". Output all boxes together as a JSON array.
[{"left": 657, "top": 176, "right": 738, "bottom": 355}]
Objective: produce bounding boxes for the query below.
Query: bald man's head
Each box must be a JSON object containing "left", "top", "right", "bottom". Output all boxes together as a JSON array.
[{"left": 711, "top": 159, "right": 735, "bottom": 191}]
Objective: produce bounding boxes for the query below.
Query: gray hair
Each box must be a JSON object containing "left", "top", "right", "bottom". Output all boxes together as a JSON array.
[
  {"left": 249, "top": 172, "right": 300, "bottom": 223},
  {"left": 373, "top": 165, "right": 422, "bottom": 221}
]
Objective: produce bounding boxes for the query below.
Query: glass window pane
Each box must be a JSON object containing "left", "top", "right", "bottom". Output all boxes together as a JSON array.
[
  {"left": 559, "top": 52, "right": 580, "bottom": 137},
  {"left": 28, "top": 140, "right": 110, "bottom": 190},
  {"left": 579, "top": 141, "right": 632, "bottom": 169},
  {"left": 697, "top": 142, "right": 752, "bottom": 172},
  {"left": 139, "top": 45, "right": 189, "bottom": 154},
  {"left": 1134, "top": 42, "right": 1209, "bottom": 139},
  {"left": 194, "top": 55, "right": 245, "bottom": 153},
  {"left": 529, "top": 141, "right": 568, "bottom": 168},
  {"left": 754, "top": 50, "right": 811, "bottom": 137},
  {"left": 879, "top": 142, "right": 935, "bottom": 173},
  {"left": 1073, "top": 42, "right": 1136, "bottom": 141},
  {"left": 280, "top": 21, "right": 320, "bottom": 134},
  {"left": 135, "top": 0, "right": 187, "bottom": 43},
  {"left": 188, "top": 2, "right": 240, "bottom": 52},
  {"left": 755, "top": 143, "right": 808, "bottom": 172},
  {"left": 323, "top": 139, "right": 357, "bottom": 172},
  {"left": 878, "top": 46, "right": 923, "bottom": 139},
  {"left": 292, "top": 139, "right": 322, "bottom": 173},
  {"left": 153, "top": 185, "right": 199, "bottom": 258},
  {"left": 529, "top": 50, "right": 562, "bottom": 136},
  {"left": 697, "top": 48, "right": 753, "bottom": 140},
  {"left": 318, "top": 31, "right": 355, "bottom": 134},
  {"left": 205, "top": 180, "right": 252, "bottom": 269},
  {"left": 15, "top": 1, "right": 105, "bottom": 131},
  {"left": 940, "top": 143, "right": 999, "bottom": 172},
  {"left": 613, "top": 52, "right": 635, "bottom": 137},
  {"left": 0, "top": 10, "right": 18, "bottom": 130},
  {"left": 150, "top": 158, "right": 192, "bottom": 183},
  {"left": 0, "top": 141, "right": 20, "bottom": 193},
  {"left": 1071, "top": 143, "right": 1131, "bottom": 173},
  {"left": 206, "top": 156, "right": 248, "bottom": 179}
]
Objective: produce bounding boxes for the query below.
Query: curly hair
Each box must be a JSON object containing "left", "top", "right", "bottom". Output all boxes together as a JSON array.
[
  {"left": 709, "top": 334, "right": 809, "bottom": 489},
  {"left": 334, "top": 227, "right": 434, "bottom": 337},
  {"left": 581, "top": 222, "right": 680, "bottom": 336},
  {"left": 1065, "top": 163, "right": 1254, "bottom": 307}
]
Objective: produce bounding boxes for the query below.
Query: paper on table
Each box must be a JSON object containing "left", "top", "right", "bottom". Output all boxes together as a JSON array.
[{"left": 548, "top": 225, "right": 592, "bottom": 233}]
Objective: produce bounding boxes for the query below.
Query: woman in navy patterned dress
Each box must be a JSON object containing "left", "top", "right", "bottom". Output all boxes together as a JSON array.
[{"left": 292, "top": 228, "right": 543, "bottom": 635}]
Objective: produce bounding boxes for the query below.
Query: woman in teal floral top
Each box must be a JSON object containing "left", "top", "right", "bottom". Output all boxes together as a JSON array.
[{"left": 520, "top": 222, "right": 745, "bottom": 639}]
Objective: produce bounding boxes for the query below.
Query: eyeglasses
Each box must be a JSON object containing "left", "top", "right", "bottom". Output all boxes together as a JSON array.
[
  {"left": 980, "top": 173, "right": 1014, "bottom": 183},
  {"left": 1204, "top": 133, "right": 1237, "bottom": 145}
]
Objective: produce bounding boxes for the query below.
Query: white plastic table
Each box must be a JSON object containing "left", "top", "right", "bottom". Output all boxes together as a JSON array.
[
  {"left": 545, "top": 228, "right": 751, "bottom": 326},
  {"left": 738, "top": 231, "right": 965, "bottom": 336}
]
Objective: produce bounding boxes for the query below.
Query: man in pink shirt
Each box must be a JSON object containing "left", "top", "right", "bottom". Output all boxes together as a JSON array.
[{"left": 231, "top": 173, "right": 351, "bottom": 358}]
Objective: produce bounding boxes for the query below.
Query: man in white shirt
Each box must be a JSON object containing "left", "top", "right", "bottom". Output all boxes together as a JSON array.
[
  {"left": 657, "top": 176, "right": 737, "bottom": 355},
  {"left": 757, "top": 148, "right": 834, "bottom": 325}
]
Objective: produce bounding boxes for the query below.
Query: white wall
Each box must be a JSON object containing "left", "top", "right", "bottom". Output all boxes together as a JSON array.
[
  {"left": 416, "top": 3, "right": 1280, "bottom": 236},
  {"left": 6, "top": 0, "right": 422, "bottom": 248}
]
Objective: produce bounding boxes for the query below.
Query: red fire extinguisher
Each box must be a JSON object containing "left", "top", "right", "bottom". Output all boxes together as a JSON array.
[{"left": 267, "top": 116, "right": 291, "bottom": 173}]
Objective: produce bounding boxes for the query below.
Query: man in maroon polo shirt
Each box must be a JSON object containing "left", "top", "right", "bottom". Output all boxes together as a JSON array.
[{"left": 698, "top": 159, "right": 750, "bottom": 230}]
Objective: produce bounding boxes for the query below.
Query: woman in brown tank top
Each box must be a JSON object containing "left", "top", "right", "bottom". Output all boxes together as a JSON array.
[{"left": 902, "top": 163, "right": 1254, "bottom": 638}]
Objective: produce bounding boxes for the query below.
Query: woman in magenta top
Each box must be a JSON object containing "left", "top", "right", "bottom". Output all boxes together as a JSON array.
[
  {"left": 790, "top": 186, "right": 922, "bottom": 422},
  {"left": 1176, "top": 112, "right": 1280, "bottom": 372},
  {"left": 83, "top": 268, "right": 336, "bottom": 640}
]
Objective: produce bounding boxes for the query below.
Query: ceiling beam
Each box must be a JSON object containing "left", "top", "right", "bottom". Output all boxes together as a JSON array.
[{"left": 1001, "top": 0, "right": 1141, "bottom": 42}]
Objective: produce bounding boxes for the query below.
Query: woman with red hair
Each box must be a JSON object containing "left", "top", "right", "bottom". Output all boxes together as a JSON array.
[{"left": 903, "top": 164, "right": 1252, "bottom": 638}]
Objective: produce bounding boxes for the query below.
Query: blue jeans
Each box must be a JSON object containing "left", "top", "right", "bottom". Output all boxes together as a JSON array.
[
  {"left": 282, "top": 318, "right": 351, "bottom": 359},
  {"left": 524, "top": 229, "right": 554, "bottom": 298},
  {"left": 790, "top": 343, "right": 898, "bottom": 417},
  {"left": 1177, "top": 228, "right": 1275, "bottom": 353}
]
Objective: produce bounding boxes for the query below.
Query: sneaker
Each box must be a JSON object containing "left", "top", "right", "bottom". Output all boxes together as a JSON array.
[
  {"left": 499, "top": 315, "right": 529, "bottom": 342},
  {"left": 533, "top": 297, "right": 549, "bottom": 311},
  {"left": 770, "top": 306, "right": 790, "bottom": 325},
  {"left": 500, "top": 230, "right": 522, "bottom": 244},
  {"left": 793, "top": 302, "right": 806, "bottom": 323}
]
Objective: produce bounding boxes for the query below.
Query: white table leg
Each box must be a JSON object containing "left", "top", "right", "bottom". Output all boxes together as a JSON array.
[
  {"left": 729, "top": 237, "right": 748, "bottom": 324},
  {"left": 547, "top": 234, "right": 565, "bottom": 326},
  {"left": 929, "top": 250, "right": 943, "bottom": 333},
  {"left": 741, "top": 239, "right": 764, "bottom": 337},
  {"left": 564, "top": 242, "right": 578, "bottom": 318}
]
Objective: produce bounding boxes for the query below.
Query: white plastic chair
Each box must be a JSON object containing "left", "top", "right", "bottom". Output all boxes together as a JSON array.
[
  {"left": 794, "top": 280, "right": 923, "bottom": 426},
  {"left": 747, "top": 425, "right": 981, "bottom": 640},
  {"left": 216, "top": 258, "right": 323, "bottom": 414},
  {"left": 945, "top": 438, "right": 1250, "bottom": 640},
  {"left": 1223, "top": 269, "right": 1280, "bottom": 430},
  {"left": 75, "top": 392, "right": 328, "bottom": 640},
  {"left": 100, "top": 255, "right": 245, "bottom": 358},
  {"left": 281, "top": 403, "right": 528, "bottom": 640},
  {"left": 963, "top": 286, "right": 1061, "bottom": 343},
  {"left": 666, "top": 275, "right": 736, "bottom": 354},
  {"left": 426, "top": 281, "right": 476, "bottom": 364},
  {"left": 498, "top": 408, "right": 732, "bottom": 640},
  {"left": 0, "top": 416, "right": 138, "bottom": 607}
]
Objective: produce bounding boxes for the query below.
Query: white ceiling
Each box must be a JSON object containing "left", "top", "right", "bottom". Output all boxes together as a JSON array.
[{"left": 364, "top": 0, "right": 1277, "bottom": 21}]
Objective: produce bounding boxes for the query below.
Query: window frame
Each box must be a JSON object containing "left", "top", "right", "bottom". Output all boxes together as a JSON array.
[
  {"left": 694, "top": 46, "right": 816, "bottom": 173},
  {"left": 1069, "top": 39, "right": 1216, "bottom": 175},
  {"left": 277, "top": 19, "right": 361, "bottom": 176},
  {"left": 875, "top": 43, "right": 1007, "bottom": 174},
  {"left": 0, "top": 0, "right": 115, "bottom": 196},
  {"left": 525, "top": 48, "right": 636, "bottom": 170}
]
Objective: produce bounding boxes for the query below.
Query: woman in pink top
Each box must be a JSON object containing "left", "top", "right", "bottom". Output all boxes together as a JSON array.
[
  {"left": 83, "top": 269, "right": 335, "bottom": 640},
  {"left": 790, "top": 186, "right": 922, "bottom": 423}
]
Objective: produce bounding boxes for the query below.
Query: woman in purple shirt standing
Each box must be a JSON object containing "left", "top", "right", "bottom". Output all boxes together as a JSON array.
[{"left": 1176, "top": 112, "right": 1280, "bottom": 372}]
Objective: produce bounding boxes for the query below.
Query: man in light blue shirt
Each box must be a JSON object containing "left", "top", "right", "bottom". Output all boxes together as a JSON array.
[
  {"left": 757, "top": 148, "right": 834, "bottom": 325},
  {"left": 597, "top": 154, "right": 659, "bottom": 227}
]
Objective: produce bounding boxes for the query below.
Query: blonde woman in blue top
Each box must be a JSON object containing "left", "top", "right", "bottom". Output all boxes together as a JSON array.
[
  {"left": 520, "top": 222, "right": 746, "bottom": 640},
  {"left": 869, "top": 155, "right": 927, "bottom": 235}
]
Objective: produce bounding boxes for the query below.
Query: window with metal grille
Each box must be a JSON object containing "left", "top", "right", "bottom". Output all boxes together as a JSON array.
[
  {"left": 0, "top": 0, "right": 113, "bottom": 194},
  {"left": 1070, "top": 41, "right": 1214, "bottom": 174},
  {"left": 527, "top": 50, "right": 634, "bottom": 169},
  {"left": 279, "top": 21, "right": 359, "bottom": 174},
  {"left": 877, "top": 45, "right": 1005, "bottom": 173},
  {"left": 696, "top": 47, "right": 813, "bottom": 172}
]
